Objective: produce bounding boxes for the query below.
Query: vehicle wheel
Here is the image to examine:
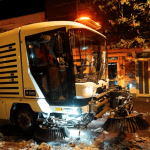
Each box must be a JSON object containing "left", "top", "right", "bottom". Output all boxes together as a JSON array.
[{"left": 15, "top": 108, "right": 36, "bottom": 133}]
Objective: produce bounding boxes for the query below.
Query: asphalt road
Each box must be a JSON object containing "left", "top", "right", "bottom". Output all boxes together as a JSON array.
[{"left": 0, "top": 97, "right": 149, "bottom": 149}]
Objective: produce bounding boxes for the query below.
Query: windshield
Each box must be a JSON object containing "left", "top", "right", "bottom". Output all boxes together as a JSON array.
[{"left": 69, "top": 29, "right": 107, "bottom": 83}]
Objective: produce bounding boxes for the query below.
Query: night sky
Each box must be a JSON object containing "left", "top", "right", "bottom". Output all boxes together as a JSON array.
[{"left": 0, "top": 0, "right": 45, "bottom": 20}]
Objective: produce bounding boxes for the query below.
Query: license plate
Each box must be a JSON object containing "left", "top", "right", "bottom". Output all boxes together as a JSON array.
[{"left": 55, "top": 108, "right": 62, "bottom": 111}]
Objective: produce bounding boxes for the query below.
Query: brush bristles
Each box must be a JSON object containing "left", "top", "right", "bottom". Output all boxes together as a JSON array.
[
  {"left": 103, "top": 114, "right": 149, "bottom": 133},
  {"left": 34, "top": 127, "right": 68, "bottom": 141}
]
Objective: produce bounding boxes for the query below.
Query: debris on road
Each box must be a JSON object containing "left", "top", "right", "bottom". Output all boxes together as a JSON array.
[
  {"left": 69, "top": 137, "right": 80, "bottom": 147},
  {"left": 91, "top": 138, "right": 103, "bottom": 148},
  {"left": 102, "top": 131, "right": 109, "bottom": 134},
  {"left": 0, "top": 132, "right": 149, "bottom": 150},
  {"left": 72, "top": 142, "right": 99, "bottom": 150},
  {"left": 0, "top": 140, "right": 39, "bottom": 150}
]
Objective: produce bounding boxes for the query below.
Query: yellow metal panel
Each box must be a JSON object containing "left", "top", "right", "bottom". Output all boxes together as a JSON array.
[
  {"left": 0, "top": 51, "right": 16, "bottom": 57},
  {"left": 0, "top": 72, "right": 18, "bottom": 77},
  {"left": 0, "top": 100, "right": 7, "bottom": 119},
  {"left": 0, "top": 28, "right": 23, "bottom": 98},
  {"left": 0, "top": 89, "right": 19, "bottom": 93},
  {"left": 0, "top": 61, "right": 17, "bottom": 68},
  {"left": 0, "top": 84, "right": 19, "bottom": 88},
  {"left": 0, "top": 78, "right": 18, "bottom": 82}
]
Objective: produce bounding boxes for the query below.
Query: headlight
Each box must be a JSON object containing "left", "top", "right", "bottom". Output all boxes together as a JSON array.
[
  {"left": 72, "top": 107, "right": 82, "bottom": 115},
  {"left": 129, "top": 83, "right": 133, "bottom": 89},
  {"left": 85, "top": 86, "right": 93, "bottom": 94}
]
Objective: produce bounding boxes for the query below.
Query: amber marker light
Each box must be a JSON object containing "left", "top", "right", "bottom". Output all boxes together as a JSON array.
[
  {"left": 79, "top": 17, "right": 90, "bottom": 20},
  {"left": 74, "top": 17, "right": 101, "bottom": 30},
  {"left": 96, "top": 22, "right": 100, "bottom": 26}
]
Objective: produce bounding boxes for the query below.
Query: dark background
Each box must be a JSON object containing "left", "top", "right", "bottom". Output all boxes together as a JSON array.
[{"left": 0, "top": 0, "right": 45, "bottom": 20}]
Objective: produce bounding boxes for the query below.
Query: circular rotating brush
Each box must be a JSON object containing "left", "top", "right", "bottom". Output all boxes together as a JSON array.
[
  {"left": 103, "top": 98, "right": 149, "bottom": 133},
  {"left": 103, "top": 113, "right": 149, "bottom": 133},
  {"left": 34, "top": 124, "right": 70, "bottom": 142}
]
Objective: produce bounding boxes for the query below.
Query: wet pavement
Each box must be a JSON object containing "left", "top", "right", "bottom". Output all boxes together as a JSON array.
[
  {"left": 96, "top": 97, "right": 150, "bottom": 149},
  {"left": 0, "top": 97, "right": 149, "bottom": 149},
  {"left": 41, "top": 97, "right": 150, "bottom": 149},
  {"left": 60, "top": 97, "right": 150, "bottom": 149}
]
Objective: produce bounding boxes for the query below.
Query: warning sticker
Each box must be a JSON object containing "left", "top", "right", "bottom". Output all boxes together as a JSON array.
[{"left": 55, "top": 108, "right": 62, "bottom": 111}]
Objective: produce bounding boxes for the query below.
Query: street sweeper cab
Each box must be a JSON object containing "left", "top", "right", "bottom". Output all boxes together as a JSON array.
[{"left": 0, "top": 21, "right": 134, "bottom": 137}]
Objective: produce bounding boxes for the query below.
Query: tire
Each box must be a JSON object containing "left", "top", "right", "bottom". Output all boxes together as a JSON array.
[{"left": 15, "top": 108, "right": 36, "bottom": 134}]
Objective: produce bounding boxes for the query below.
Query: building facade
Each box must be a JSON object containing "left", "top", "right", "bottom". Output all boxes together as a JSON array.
[
  {"left": 108, "top": 48, "right": 150, "bottom": 98},
  {"left": 45, "top": 0, "right": 96, "bottom": 21}
]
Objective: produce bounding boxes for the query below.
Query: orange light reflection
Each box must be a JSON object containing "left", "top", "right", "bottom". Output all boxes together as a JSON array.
[{"left": 79, "top": 17, "right": 90, "bottom": 20}]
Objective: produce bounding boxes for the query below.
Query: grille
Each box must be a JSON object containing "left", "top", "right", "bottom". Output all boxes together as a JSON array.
[{"left": 0, "top": 43, "right": 19, "bottom": 96}]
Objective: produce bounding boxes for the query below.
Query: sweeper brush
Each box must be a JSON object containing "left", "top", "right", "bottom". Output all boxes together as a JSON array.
[
  {"left": 34, "top": 118, "right": 70, "bottom": 141},
  {"left": 103, "top": 113, "right": 149, "bottom": 133},
  {"left": 101, "top": 92, "right": 149, "bottom": 133},
  {"left": 34, "top": 125, "right": 70, "bottom": 141}
]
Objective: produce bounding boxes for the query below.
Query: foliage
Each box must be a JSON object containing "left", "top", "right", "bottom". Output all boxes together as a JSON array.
[{"left": 93, "top": 0, "right": 150, "bottom": 49}]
